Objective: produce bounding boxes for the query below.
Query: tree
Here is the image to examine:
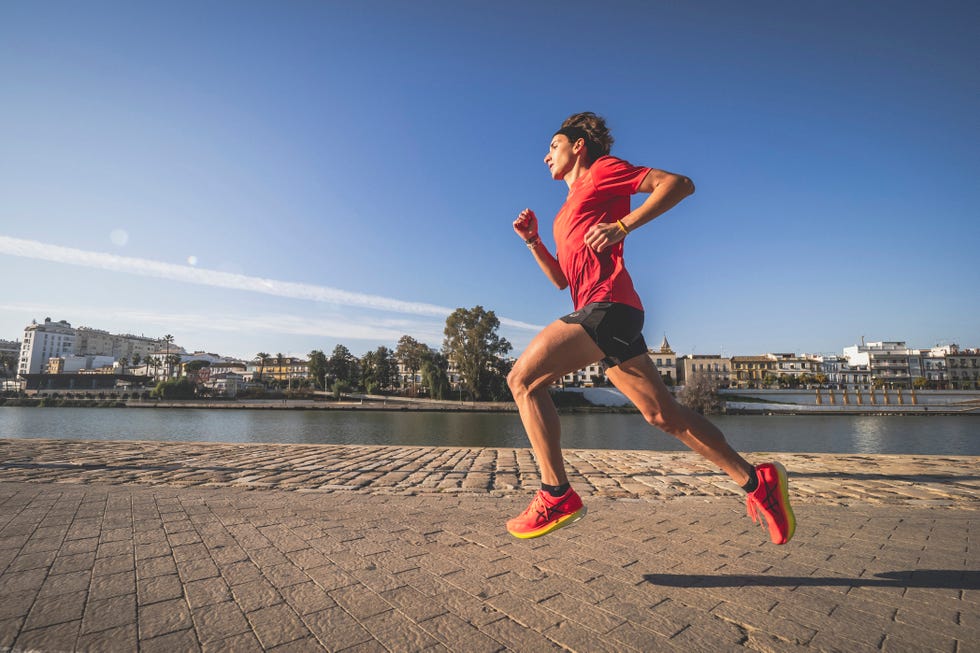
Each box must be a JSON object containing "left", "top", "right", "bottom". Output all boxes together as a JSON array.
[
  {"left": 420, "top": 352, "right": 451, "bottom": 400},
  {"left": 327, "top": 345, "right": 359, "bottom": 388},
  {"left": 395, "top": 335, "right": 429, "bottom": 393},
  {"left": 256, "top": 352, "right": 270, "bottom": 385},
  {"left": 913, "top": 376, "right": 928, "bottom": 390},
  {"left": 678, "top": 372, "right": 721, "bottom": 415},
  {"left": 307, "top": 350, "right": 328, "bottom": 390},
  {"left": 361, "top": 346, "right": 397, "bottom": 394},
  {"left": 163, "top": 334, "right": 175, "bottom": 379},
  {"left": 443, "top": 306, "right": 512, "bottom": 401},
  {"left": 275, "top": 353, "right": 285, "bottom": 389}
]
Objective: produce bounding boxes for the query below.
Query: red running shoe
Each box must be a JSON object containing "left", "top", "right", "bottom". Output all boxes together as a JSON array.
[
  {"left": 507, "top": 487, "right": 586, "bottom": 539},
  {"left": 746, "top": 462, "right": 796, "bottom": 544}
]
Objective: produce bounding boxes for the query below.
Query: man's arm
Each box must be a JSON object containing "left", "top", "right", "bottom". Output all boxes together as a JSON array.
[
  {"left": 583, "top": 169, "right": 695, "bottom": 252},
  {"left": 514, "top": 208, "right": 568, "bottom": 290}
]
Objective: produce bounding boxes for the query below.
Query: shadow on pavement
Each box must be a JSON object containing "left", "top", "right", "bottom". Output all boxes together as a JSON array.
[{"left": 643, "top": 570, "right": 979, "bottom": 590}]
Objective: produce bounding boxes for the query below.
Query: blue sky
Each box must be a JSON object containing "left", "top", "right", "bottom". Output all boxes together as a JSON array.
[{"left": 1, "top": 1, "right": 977, "bottom": 360}]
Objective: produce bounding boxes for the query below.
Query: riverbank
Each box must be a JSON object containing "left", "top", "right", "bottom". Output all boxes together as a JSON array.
[{"left": 3, "top": 388, "right": 979, "bottom": 415}]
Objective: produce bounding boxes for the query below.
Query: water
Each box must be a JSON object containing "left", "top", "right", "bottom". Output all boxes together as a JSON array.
[{"left": 0, "top": 407, "right": 977, "bottom": 455}]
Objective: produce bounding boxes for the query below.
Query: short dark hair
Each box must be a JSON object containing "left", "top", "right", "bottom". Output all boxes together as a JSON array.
[{"left": 555, "top": 112, "right": 613, "bottom": 163}]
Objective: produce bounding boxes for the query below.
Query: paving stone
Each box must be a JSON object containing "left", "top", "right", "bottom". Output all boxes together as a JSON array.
[{"left": 0, "top": 443, "right": 975, "bottom": 653}]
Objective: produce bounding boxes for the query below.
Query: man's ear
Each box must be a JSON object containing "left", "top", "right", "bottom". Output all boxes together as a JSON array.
[{"left": 573, "top": 138, "right": 586, "bottom": 155}]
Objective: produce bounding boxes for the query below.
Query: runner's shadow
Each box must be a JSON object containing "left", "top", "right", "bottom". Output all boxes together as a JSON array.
[{"left": 643, "top": 570, "right": 979, "bottom": 590}]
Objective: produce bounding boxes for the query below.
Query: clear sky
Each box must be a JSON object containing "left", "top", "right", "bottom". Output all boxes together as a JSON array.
[{"left": 1, "top": 1, "right": 977, "bottom": 361}]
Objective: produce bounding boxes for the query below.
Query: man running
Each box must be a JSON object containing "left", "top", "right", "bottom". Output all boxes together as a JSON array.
[{"left": 506, "top": 112, "right": 795, "bottom": 545}]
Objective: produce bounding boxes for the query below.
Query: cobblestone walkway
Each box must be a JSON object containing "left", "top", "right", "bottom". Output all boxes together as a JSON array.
[
  {"left": 0, "top": 439, "right": 977, "bottom": 652},
  {"left": 0, "top": 439, "right": 977, "bottom": 507}
]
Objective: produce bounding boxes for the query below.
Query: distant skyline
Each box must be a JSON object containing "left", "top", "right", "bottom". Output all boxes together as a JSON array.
[{"left": 2, "top": 2, "right": 977, "bottom": 360}]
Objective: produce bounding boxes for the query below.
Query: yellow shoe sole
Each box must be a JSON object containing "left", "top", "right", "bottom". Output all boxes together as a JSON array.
[{"left": 507, "top": 506, "right": 587, "bottom": 539}]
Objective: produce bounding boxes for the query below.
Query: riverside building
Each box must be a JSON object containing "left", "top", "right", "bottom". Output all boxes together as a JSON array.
[{"left": 17, "top": 318, "right": 76, "bottom": 376}]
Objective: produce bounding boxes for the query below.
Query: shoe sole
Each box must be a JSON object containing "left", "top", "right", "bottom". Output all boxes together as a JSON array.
[
  {"left": 508, "top": 505, "right": 587, "bottom": 539},
  {"left": 772, "top": 461, "right": 796, "bottom": 544}
]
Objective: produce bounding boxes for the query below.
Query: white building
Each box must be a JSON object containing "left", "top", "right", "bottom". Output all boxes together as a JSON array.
[
  {"left": 810, "top": 354, "right": 846, "bottom": 386},
  {"left": 18, "top": 318, "right": 76, "bottom": 376},
  {"left": 843, "top": 341, "right": 912, "bottom": 388}
]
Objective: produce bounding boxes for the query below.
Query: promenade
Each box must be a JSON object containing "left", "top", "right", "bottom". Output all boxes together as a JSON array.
[{"left": 0, "top": 438, "right": 977, "bottom": 652}]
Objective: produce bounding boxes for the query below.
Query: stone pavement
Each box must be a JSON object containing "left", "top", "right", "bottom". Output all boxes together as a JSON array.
[{"left": 0, "top": 439, "right": 977, "bottom": 652}]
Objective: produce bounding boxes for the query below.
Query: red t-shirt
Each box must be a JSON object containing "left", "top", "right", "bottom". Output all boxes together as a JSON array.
[{"left": 553, "top": 155, "right": 651, "bottom": 311}]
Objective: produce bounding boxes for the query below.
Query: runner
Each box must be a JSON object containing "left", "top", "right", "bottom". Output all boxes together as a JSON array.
[{"left": 507, "top": 112, "right": 795, "bottom": 544}]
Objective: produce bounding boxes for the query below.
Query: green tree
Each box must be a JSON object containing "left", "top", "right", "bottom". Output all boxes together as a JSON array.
[
  {"left": 152, "top": 378, "right": 196, "bottom": 399},
  {"left": 395, "top": 335, "right": 429, "bottom": 394},
  {"left": 274, "top": 353, "right": 285, "bottom": 389},
  {"left": 163, "top": 334, "right": 175, "bottom": 379},
  {"left": 308, "top": 350, "right": 328, "bottom": 390},
  {"left": 443, "top": 306, "right": 512, "bottom": 402},
  {"left": 256, "top": 352, "right": 270, "bottom": 385},
  {"left": 327, "top": 345, "right": 359, "bottom": 388},
  {"left": 913, "top": 376, "right": 928, "bottom": 390},
  {"left": 361, "top": 346, "right": 397, "bottom": 394},
  {"left": 166, "top": 354, "right": 182, "bottom": 378},
  {"left": 420, "top": 352, "right": 451, "bottom": 400}
]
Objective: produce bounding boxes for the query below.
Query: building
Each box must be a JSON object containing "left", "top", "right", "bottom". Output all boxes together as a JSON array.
[
  {"left": 731, "top": 355, "right": 776, "bottom": 388},
  {"left": 17, "top": 318, "right": 76, "bottom": 377},
  {"left": 843, "top": 341, "right": 912, "bottom": 388},
  {"left": 47, "top": 355, "right": 116, "bottom": 374},
  {"left": 75, "top": 327, "right": 164, "bottom": 364},
  {"left": 947, "top": 349, "right": 979, "bottom": 390},
  {"left": 811, "top": 355, "right": 846, "bottom": 387},
  {"left": 677, "top": 354, "right": 732, "bottom": 387},
  {"left": 560, "top": 362, "right": 604, "bottom": 388},
  {"left": 650, "top": 335, "right": 677, "bottom": 385}
]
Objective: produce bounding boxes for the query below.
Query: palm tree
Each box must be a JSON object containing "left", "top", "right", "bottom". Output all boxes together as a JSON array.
[
  {"left": 256, "top": 352, "right": 270, "bottom": 386},
  {"left": 163, "top": 334, "right": 174, "bottom": 380},
  {"left": 276, "top": 353, "right": 285, "bottom": 389}
]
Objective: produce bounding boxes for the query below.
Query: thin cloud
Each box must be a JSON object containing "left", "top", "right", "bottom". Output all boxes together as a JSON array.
[
  {"left": 0, "top": 302, "right": 446, "bottom": 350},
  {"left": 0, "top": 236, "right": 543, "bottom": 331}
]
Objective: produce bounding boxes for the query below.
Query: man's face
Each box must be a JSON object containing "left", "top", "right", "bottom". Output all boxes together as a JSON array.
[{"left": 544, "top": 134, "right": 580, "bottom": 180}]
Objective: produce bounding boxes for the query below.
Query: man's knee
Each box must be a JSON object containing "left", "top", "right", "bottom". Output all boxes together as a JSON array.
[
  {"left": 507, "top": 366, "right": 528, "bottom": 397},
  {"left": 643, "top": 404, "right": 682, "bottom": 433}
]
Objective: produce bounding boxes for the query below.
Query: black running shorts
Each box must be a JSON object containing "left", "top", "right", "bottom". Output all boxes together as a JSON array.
[{"left": 560, "top": 302, "right": 647, "bottom": 369}]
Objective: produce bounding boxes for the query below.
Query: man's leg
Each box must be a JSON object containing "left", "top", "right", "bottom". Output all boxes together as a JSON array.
[
  {"left": 605, "top": 353, "right": 754, "bottom": 485},
  {"left": 506, "top": 320, "right": 604, "bottom": 485},
  {"left": 504, "top": 320, "right": 603, "bottom": 538},
  {"left": 605, "top": 353, "right": 796, "bottom": 544}
]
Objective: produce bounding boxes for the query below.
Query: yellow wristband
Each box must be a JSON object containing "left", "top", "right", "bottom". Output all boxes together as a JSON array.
[{"left": 617, "top": 220, "right": 630, "bottom": 235}]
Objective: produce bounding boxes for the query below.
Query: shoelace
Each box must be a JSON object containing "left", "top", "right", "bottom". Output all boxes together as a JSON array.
[{"left": 746, "top": 478, "right": 779, "bottom": 524}]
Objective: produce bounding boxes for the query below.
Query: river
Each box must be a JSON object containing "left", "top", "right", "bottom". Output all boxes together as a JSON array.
[{"left": 0, "top": 407, "right": 977, "bottom": 455}]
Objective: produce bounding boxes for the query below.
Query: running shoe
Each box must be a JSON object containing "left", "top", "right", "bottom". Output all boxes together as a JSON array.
[
  {"left": 506, "top": 487, "right": 586, "bottom": 539},
  {"left": 745, "top": 462, "right": 796, "bottom": 545}
]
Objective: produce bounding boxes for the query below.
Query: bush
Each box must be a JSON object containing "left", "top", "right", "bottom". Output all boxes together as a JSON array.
[
  {"left": 151, "top": 378, "right": 197, "bottom": 400},
  {"left": 678, "top": 373, "right": 722, "bottom": 415}
]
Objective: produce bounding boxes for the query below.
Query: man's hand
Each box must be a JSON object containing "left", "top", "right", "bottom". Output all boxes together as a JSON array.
[
  {"left": 513, "top": 208, "right": 538, "bottom": 241},
  {"left": 584, "top": 221, "right": 625, "bottom": 252}
]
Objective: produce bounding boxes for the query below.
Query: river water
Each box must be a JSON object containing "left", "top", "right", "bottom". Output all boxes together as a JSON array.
[{"left": 0, "top": 408, "right": 977, "bottom": 455}]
